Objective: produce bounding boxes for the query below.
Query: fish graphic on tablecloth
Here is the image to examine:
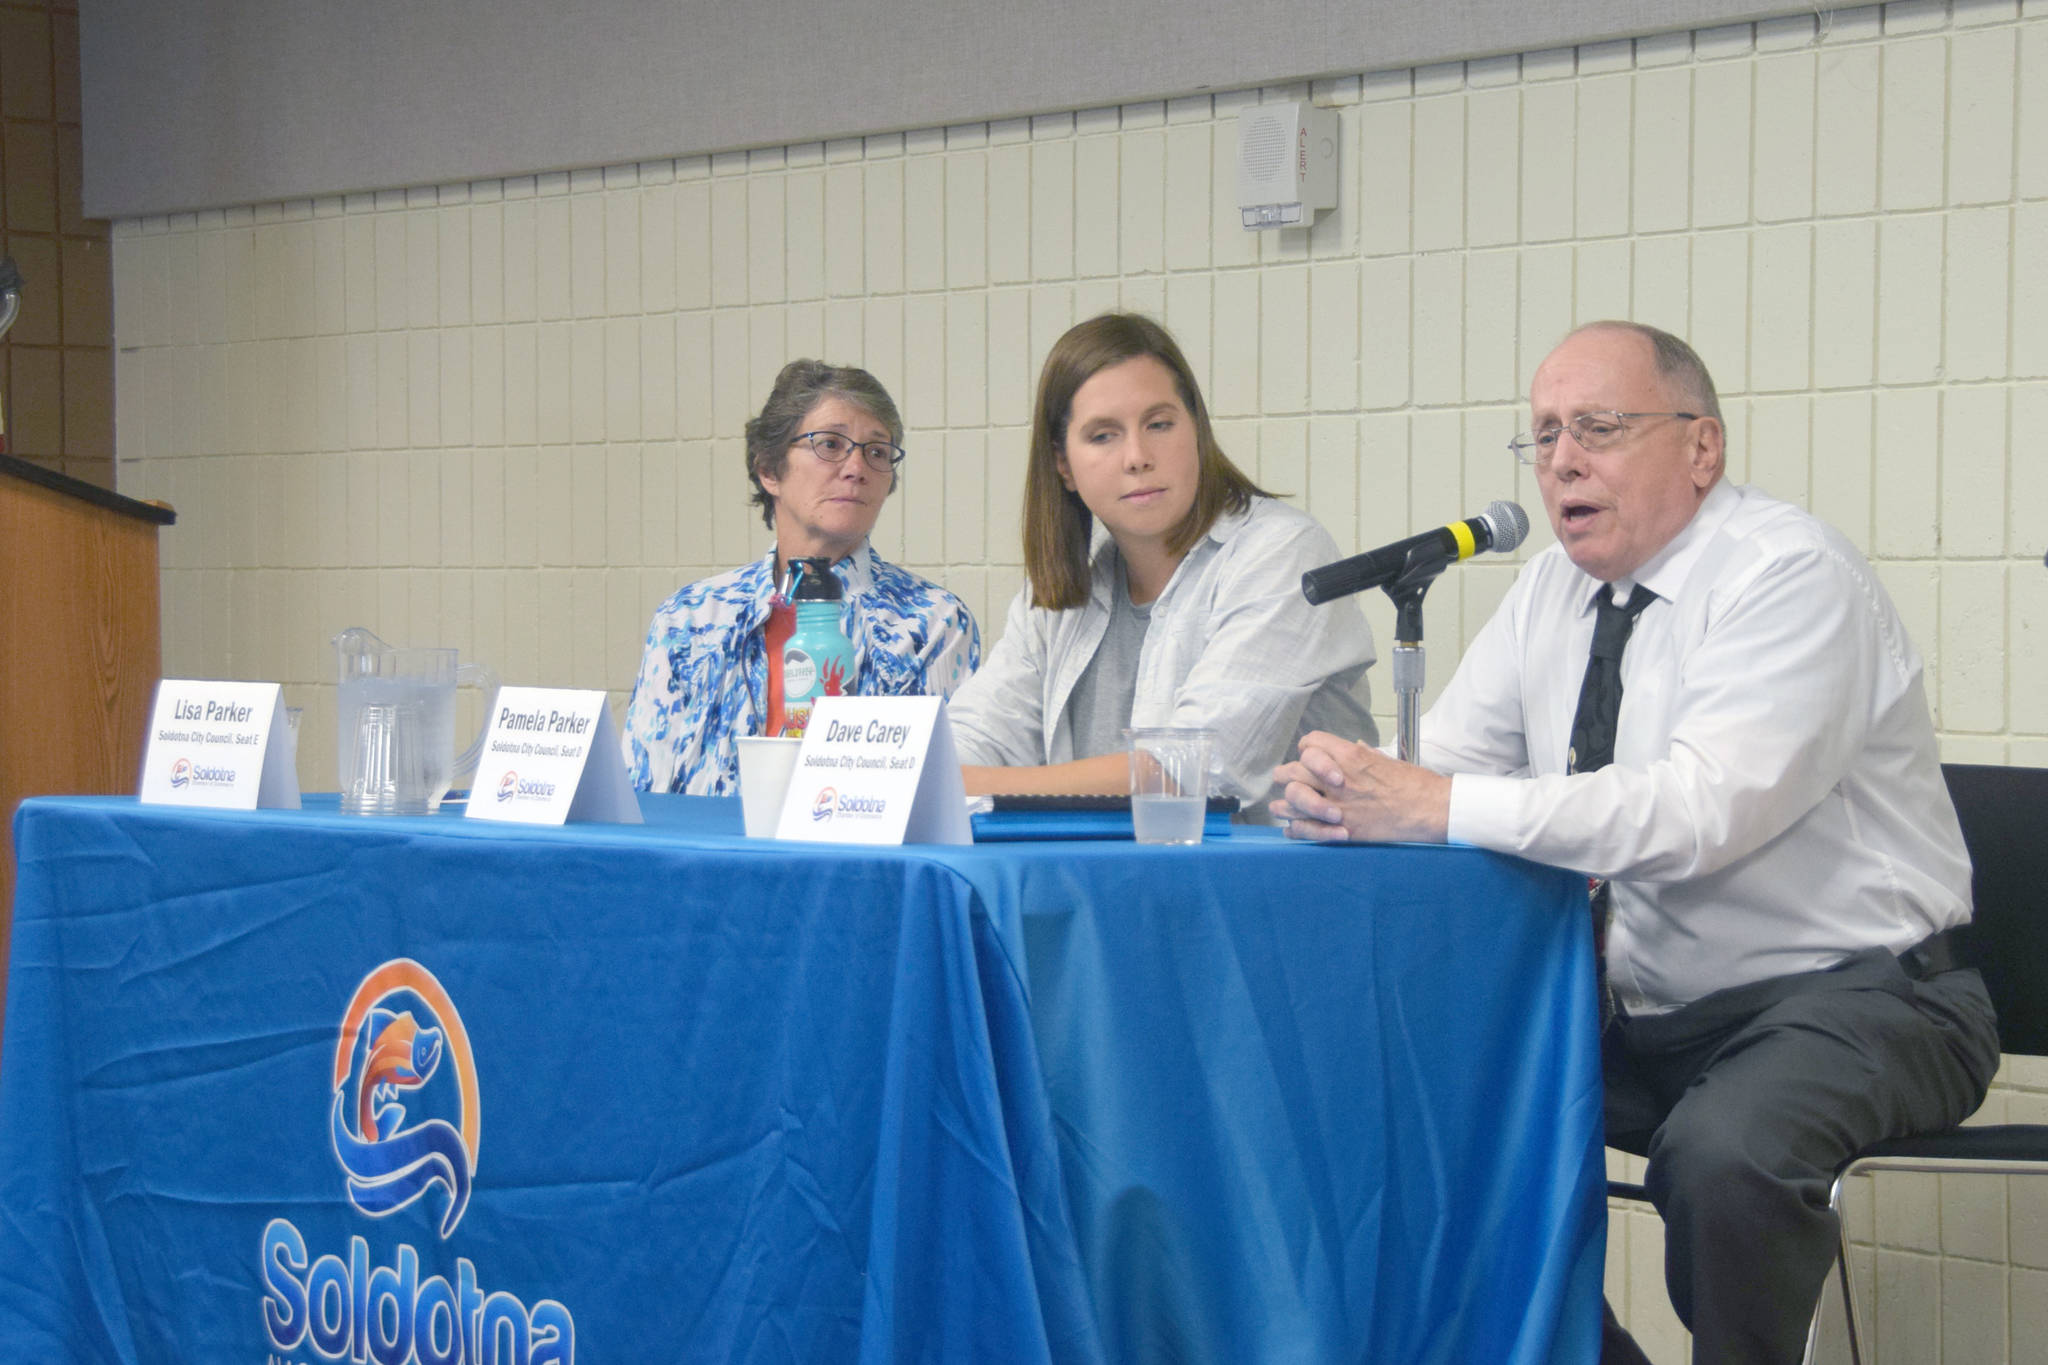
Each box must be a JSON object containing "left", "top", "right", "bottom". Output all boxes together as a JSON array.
[{"left": 330, "top": 1004, "right": 472, "bottom": 1237}]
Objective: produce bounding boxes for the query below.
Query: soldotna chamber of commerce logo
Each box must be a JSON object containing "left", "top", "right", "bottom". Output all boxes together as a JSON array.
[
  {"left": 261, "top": 959, "right": 576, "bottom": 1364},
  {"left": 496, "top": 771, "right": 558, "bottom": 804},
  {"left": 170, "top": 755, "right": 235, "bottom": 789},
  {"left": 811, "top": 785, "right": 837, "bottom": 821},
  {"left": 329, "top": 960, "right": 479, "bottom": 1237}
]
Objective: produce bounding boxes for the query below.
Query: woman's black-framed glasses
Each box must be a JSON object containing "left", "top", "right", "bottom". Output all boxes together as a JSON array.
[{"left": 794, "top": 431, "right": 906, "bottom": 472}]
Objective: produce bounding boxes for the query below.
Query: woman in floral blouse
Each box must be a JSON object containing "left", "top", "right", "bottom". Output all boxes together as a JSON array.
[{"left": 622, "top": 360, "right": 980, "bottom": 795}]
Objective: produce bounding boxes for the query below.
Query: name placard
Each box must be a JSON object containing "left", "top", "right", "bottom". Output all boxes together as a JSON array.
[
  {"left": 138, "top": 680, "right": 301, "bottom": 811},
  {"left": 466, "top": 686, "right": 641, "bottom": 825},
  {"left": 774, "top": 696, "right": 970, "bottom": 845}
]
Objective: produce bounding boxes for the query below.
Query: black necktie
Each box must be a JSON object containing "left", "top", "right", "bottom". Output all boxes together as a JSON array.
[
  {"left": 1569, "top": 585, "right": 1656, "bottom": 777},
  {"left": 1567, "top": 584, "right": 1655, "bottom": 1005}
]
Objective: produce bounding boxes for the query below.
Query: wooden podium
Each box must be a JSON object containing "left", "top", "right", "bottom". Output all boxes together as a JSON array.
[{"left": 1, "top": 453, "right": 174, "bottom": 1057}]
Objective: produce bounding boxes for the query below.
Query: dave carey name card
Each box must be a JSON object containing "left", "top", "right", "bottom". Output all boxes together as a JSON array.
[
  {"left": 774, "top": 696, "right": 970, "bottom": 845},
  {"left": 466, "top": 687, "right": 640, "bottom": 825},
  {"left": 139, "top": 680, "right": 301, "bottom": 810}
]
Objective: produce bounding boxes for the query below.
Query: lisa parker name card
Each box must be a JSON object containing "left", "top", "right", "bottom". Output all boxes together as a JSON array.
[{"left": 138, "top": 679, "right": 301, "bottom": 810}]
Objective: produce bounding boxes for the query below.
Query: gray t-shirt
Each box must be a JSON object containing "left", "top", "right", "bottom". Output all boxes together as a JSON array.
[{"left": 1063, "top": 560, "right": 1151, "bottom": 760}]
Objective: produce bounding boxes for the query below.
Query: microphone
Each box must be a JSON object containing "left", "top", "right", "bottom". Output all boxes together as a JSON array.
[{"left": 1302, "top": 500, "right": 1530, "bottom": 604}]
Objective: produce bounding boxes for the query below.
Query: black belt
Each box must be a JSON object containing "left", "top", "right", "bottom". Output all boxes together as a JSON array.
[
  {"left": 1603, "top": 929, "right": 1966, "bottom": 1035},
  {"left": 1897, "top": 928, "right": 1961, "bottom": 979}
]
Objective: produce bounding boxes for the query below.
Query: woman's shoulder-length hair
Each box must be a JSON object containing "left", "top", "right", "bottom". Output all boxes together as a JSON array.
[{"left": 1021, "top": 313, "right": 1270, "bottom": 610}]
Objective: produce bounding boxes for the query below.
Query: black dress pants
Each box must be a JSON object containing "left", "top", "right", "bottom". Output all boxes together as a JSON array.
[{"left": 1599, "top": 948, "right": 1999, "bottom": 1365}]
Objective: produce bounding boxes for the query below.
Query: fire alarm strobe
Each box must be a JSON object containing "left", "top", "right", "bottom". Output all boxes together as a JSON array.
[{"left": 1236, "top": 101, "right": 1338, "bottom": 230}]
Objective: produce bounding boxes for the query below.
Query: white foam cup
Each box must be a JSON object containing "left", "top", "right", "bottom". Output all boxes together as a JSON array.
[{"left": 736, "top": 736, "right": 805, "bottom": 837}]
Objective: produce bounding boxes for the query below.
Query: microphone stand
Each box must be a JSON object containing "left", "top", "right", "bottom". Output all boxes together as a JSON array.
[{"left": 1385, "top": 545, "right": 1450, "bottom": 764}]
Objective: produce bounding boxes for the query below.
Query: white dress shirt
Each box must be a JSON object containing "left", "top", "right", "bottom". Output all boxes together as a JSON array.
[
  {"left": 949, "top": 496, "right": 1378, "bottom": 805},
  {"left": 1427, "top": 480, "right": 1970, "bottom": 1012}
]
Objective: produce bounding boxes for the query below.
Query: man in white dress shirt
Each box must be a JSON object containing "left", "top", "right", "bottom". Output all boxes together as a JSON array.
[{"left": 1272, "top": 321, "right": 1999, "bottom": 1364}]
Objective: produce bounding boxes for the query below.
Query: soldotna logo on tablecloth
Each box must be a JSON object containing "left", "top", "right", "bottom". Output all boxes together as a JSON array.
[
  {"left": 328, "top": 960, "right": 479, "bottom": 1236},
  {"left": 258, "top": 959, "right": 576, "bottom": 1363}
]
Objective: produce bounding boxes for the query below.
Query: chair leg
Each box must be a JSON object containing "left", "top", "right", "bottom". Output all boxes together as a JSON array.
[
  {"left": 1801, "top": 1169, "right": 1864, "bottom": 1365},
  {"left": 1833, "top": 1170, "right": 1868, "bottom": 1365},
  {"left": 1835, "top": 1241, "right": 1865, "bottom": 1365}
]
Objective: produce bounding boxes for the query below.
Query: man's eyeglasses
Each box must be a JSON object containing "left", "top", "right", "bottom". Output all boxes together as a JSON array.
[
  {"left": 1508, "top": 411, "right": 1699, "bottom": 466},
  {"left": 793, "top": 431, "right": 906, "bottom": 473}
]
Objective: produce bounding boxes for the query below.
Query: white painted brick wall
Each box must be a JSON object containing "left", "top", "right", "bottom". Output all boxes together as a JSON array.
[{"left": 110, "top": 10, "right": 2048, "bottom": 1360}]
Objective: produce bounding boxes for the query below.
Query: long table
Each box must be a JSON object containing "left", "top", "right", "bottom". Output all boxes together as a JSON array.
[{"left": 1, "top": 795, "right": 1603, "bottom": 1363}]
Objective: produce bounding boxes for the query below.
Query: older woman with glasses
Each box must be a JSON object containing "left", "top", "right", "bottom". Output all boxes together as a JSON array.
[{"left": 622, "top": 359, "right": 980, "bottom": 795}]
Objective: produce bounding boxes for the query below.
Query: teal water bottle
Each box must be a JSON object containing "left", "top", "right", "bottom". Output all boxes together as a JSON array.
[{"left": 780, "top": 558, "right": 855, "bottom": 737}]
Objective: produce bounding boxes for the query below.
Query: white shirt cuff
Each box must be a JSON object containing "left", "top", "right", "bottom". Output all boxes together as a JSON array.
[{"left": 1444, "top": 772, "right": 1525, "bottom": 851}]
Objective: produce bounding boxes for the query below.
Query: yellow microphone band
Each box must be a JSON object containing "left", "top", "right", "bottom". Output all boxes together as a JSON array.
[{"left": 1449, "top": 520, "right": 1478, "bottom": 560}]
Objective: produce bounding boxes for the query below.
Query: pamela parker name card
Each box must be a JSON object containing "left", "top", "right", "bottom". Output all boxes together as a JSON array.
[{"left": 466, "top": 686, "right": 640, "bottom": 825}]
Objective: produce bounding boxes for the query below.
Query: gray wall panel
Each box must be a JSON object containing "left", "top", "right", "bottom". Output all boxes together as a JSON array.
[{"left": 81, "top": 0, "right": 1808, "bottom": 218}]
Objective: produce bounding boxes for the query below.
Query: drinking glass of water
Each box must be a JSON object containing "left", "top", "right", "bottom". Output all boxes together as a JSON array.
[{"left": 1127, "top": 727, "right": 1214, "bottom": 846}]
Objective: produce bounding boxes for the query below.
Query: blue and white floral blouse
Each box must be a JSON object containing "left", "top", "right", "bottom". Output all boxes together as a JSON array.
[{"left": 622, "top": 544, "right": 981, "bottom": 795}]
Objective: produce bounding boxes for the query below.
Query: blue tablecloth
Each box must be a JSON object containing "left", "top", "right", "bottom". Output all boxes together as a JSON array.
[{"left": 1, "top": 794, "right": 1603, "bottom": 1363}]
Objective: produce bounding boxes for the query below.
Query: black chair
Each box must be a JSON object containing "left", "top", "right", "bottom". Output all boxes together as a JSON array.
[
  {"left": 1818, "top": 763, "right": 2048, "bottom": 1363},
  {"left": 1605, "top": 763, "right": 2048, "bottom": 1365}
]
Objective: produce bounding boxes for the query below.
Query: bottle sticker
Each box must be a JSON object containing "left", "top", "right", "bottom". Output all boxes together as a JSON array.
[{"left": 784, "top": 649, "right": 817, "bottom": 697}]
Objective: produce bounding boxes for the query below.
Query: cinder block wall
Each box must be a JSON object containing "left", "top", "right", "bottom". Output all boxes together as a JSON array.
[{"left": 107, "top": 5, "right": 2048, "bottom": 1360}]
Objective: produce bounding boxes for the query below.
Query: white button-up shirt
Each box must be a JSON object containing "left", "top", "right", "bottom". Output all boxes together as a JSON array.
[
  {"left": 1429, "top": 480, "right": 1970, "bottom": 1012},
  {"left": 949, "top": 497, "right": 1378, "bottom": 805}
]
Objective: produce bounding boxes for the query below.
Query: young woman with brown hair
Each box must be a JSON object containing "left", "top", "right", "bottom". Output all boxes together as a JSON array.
[{"left": 948, "top": 313, "right": 1377, "bottom": 806}]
